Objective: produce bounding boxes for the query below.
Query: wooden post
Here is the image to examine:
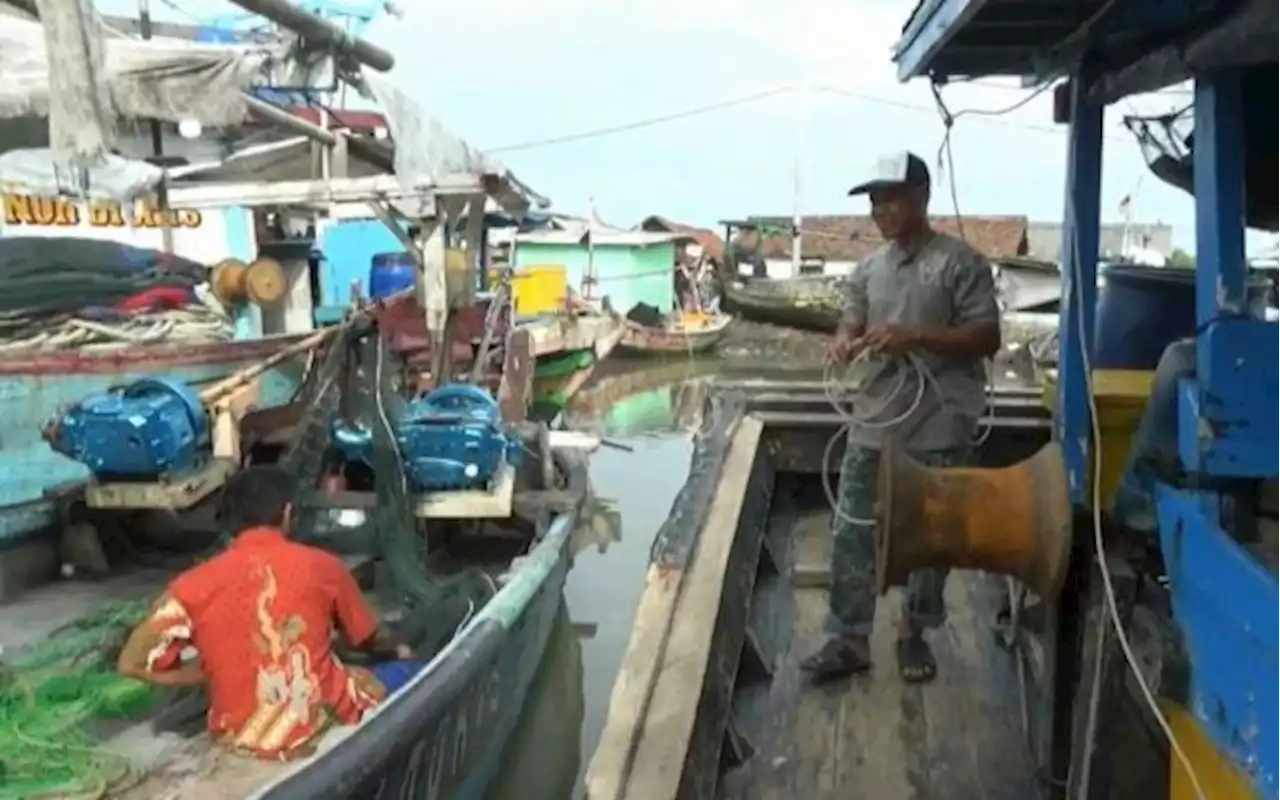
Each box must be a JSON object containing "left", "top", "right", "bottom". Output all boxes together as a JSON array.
[
  {"left": 138, "top": 0, "right": 174, "bottom": 254},
  {"left": 420, "top": 208, "right": 450, "bottom": 386},
  {"left": 461, "top": 192, "right": 486, "bottom": 308}
]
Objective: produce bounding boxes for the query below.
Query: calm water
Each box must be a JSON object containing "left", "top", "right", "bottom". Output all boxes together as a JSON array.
[{"left": 484, "top": 362, "right": 711, "bottom": 799}]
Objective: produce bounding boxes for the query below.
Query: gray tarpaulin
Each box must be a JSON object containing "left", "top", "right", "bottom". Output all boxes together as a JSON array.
[
  {"left": 0, "top": 147, "right": 163, "bottom": 198},
  {"left": 0, "top": 10, "right": 288, "bottom": 173},
  {"left": 362, "top": 71, "right": 549, "bottom": 212}
]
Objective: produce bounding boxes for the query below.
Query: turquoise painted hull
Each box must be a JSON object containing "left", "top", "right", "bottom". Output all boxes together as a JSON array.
[{"left": 0, "top": 343, "right": 306, "bottom": 548}]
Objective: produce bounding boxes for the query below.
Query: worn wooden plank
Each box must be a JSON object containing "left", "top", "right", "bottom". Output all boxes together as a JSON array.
[
  {"left": 620, "top": 417, "right": 764, "bottom": 800},
  {"left": 720, "top": 478, "right": 1037, "bottom": 800},
  {"left": 833, "top": 593, "right": 918, "bottom": 799},
  {"left": 585, "top": 561, "right": 687, "bottom": 800},
  {"left": 916, "top": 575, "right": 1038, "bottom": 800}
]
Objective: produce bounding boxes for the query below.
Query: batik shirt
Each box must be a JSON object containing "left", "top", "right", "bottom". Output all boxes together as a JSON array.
[{"left": 141, "top": 527, "right": 386, "bottom": 760}]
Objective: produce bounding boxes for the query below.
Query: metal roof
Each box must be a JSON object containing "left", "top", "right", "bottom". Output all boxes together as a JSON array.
[
  {"left": 892, "top": 0, "right": 1275, "bottom": 100},
  {"left": 515, "top": 229, "right": 691, "bottom": 247}
]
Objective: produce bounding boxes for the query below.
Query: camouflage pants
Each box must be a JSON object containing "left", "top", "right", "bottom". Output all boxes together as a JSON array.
[{"left": 825, "top": 442, "right": 971, "bottom": 639}]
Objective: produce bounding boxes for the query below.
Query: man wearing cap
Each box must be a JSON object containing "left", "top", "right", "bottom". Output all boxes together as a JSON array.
[{"left": 801, "top": 151, "right": 1001, "bottom": 684}]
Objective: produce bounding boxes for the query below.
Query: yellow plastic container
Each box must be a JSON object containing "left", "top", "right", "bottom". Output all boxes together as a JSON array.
[
  {"left": 510, "top": 265, "right": 568, "bottom": 314},
  {"left": 1041, "top": 369, "right": 1155, "bottom": 509}
]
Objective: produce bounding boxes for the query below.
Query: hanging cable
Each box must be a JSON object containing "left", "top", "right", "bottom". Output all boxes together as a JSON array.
[
  {"left": 929, "top": 77, "right": 1208, "bottom": 800},
  {"left": 488, "top": 88, "right": 792, "bottom": 153}
]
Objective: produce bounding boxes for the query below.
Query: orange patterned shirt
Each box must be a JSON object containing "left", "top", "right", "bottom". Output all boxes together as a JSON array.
[{"left": 142, "top": 527, "right": 385, "bottom": 759}]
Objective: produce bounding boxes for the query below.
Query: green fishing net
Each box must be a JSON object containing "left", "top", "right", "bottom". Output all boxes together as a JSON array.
[
  {"left": 0, "top": 600, "right": 153, "bottom": 799},
  {"left": 284, "top": 319, "right": 495, "bottom": 656},
  {"left": 0, "top": 319, "right": 495, "bottom": 798}
]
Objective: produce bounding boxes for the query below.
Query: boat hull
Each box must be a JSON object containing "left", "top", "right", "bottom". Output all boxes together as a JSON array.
[
  {"left": 616, "top": 316, "right": 732, "bottom": 356},
  {"left": 251, "top": 505, "right": 582, "bottom": 800},
  {"left": 0, "top": 336, "right": 309, "bottom": 551},
  {"left": 719, "top": 276, "right": 844, "bottom": 334}
]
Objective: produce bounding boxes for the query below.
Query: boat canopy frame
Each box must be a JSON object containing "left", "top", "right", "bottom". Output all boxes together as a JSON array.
[{"left": 890, "top": 0, "right": 1278, "bottom": 796}]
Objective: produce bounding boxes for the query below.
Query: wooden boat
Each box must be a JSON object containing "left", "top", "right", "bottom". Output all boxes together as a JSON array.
[
  {"left": 0, "top": 295, "right": 620, "bottom": 800},
  {"left": 0, "top": 328, "right": 596, "bottom": 800},
  {"left": 585, "top": 381, "right": 1088, "bottom": 800},
  {"left": 0, "top": 335, "right": 313, "bottom": 583},
  {"left": 482, "top": 603, "right": 587, "bottom": 800},
  {"left": 717, "top": 273, "right": 845, "bottom": 333},
  {"left": 616, "top": 311, "right": 733, "bottom": 356},
  {"left": 993, "top": 256, "right": 1063, "bottom": 312}
]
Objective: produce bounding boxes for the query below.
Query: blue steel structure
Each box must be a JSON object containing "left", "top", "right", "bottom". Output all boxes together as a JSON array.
[{"left": 891, "top": 1, "right": 1277, "bottom": 797}]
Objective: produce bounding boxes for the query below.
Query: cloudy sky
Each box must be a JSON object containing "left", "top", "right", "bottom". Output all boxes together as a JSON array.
[{"left": 102, "top": 0, "right": 1275, "bottom": 254}]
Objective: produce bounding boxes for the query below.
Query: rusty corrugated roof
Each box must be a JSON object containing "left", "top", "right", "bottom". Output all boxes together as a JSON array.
[{"left": 638, "top": 215, "right": 726, "bottom": 263}]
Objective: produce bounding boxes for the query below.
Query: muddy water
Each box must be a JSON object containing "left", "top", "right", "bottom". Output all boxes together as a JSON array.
[{"left": 485, "top": 358, "right": 816, "bottom": 799}]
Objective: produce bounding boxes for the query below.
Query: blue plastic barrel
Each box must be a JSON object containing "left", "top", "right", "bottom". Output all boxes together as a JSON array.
[
  {"left": 1095, "top": 265, "right": 1198, "bottom": 370},
  {"left": 368, "top": 251, "right": 417, "bottom": 300},
  {"left": 1095, "top": 264, "right": 1270, "bottom": 369}
]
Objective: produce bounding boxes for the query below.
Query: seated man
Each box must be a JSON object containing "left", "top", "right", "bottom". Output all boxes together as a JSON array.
[{"left": 117, "top": 465, "right": 422, "bottom": 760}]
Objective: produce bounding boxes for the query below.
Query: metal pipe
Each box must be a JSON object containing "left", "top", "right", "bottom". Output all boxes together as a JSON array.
[
  {"left": 241, "top": 93, "right": 337, "bottom": 145},
  {"left": 223, "top": 0, "right": 394, "bottom": 72}
]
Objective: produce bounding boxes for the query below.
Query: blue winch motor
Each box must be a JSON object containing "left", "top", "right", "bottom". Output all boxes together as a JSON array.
[
  {"left": 45, "top": 377, "right": 208, "bottom": 479},
  {"left": 396, "top": 383, "right": 522, "bottom": 492}
]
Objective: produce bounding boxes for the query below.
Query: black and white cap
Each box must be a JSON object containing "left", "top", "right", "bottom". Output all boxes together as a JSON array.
[{"left": 847, "top": 151, "right": 931, "bottom": 196}]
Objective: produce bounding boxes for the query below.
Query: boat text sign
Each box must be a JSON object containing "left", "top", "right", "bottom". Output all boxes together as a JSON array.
[{"left": 2, "top": 193, "right": 203, "bottom": 229}]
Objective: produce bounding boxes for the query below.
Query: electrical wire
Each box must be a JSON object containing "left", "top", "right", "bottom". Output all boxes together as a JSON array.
[
  {"left": 1069, "top": 230, "right": 1209, "bottom": 800},
  {"left": 488, "top": 88, "right": 792, "bottom": 154},
  {"left": 485, "top": 83, "right": 1136, "bottom": 155},
  {"left": 942, "top": 75, "right": 1208, "bottom": 800},
  {"left": 928, "top": 75, "right": 1209, "bottom": 800}
]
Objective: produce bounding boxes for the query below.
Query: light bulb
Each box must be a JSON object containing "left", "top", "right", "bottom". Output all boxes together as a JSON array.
[{"left": 178, "top": 119, "right": 203, "bottom": 139}]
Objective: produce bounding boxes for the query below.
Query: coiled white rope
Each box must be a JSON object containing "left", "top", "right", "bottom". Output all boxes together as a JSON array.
[
  {"left": 819, "top": 348, "right": 995, "bottom": 526},
  {"left": 0, "top": 285, "right": 235, "bottom": 353}
]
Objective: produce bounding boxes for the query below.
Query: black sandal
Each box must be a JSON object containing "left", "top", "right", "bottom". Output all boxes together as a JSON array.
[
  {"left": 896, "top": 635, "right": 937, "bottom": 683},
  {"left": 800, "top": 637, "right": 871, "bottom": 682}
]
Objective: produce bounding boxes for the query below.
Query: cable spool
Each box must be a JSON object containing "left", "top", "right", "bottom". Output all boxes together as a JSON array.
[
  {"left": 211, "top": 258, "right": 248, "bottom": 305},
  {"left": 874, "top": 438, "right": 1073, "bottom": 601},
  {"left": 209, "top": 257, "right": 287, "bottom": 306},
  {"left": 244, "top": 257, "right": 287, "bottom": 305}
]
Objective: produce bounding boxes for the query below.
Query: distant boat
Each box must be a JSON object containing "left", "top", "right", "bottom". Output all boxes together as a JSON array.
[
  {"left": 616, "top": 311, "right": 733, "bottom": 356},
  {"left": 716, "top": 272, "right": 844, "bottom": 333},
  {"left": 993, "top": 256, "right": 1063, "bottom": 312}
]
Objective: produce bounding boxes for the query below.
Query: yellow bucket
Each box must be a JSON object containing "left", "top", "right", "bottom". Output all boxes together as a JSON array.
[
  {"left": 1041, "top": 369, "right": 1154, "bottom": 509},
  {"left": 510, "top": 265, "right": 568, "bottom": 314}
]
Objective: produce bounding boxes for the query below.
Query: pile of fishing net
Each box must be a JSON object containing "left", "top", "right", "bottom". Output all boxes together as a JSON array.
[
  {"left": 0, "top": 599, "right": 154, "bottom": 799},
  {"left": 282, "top": 318, "right": 497, "bottom": 657},
  {"left": 0, "top": 237, "right": 208, "bottom": 339}
]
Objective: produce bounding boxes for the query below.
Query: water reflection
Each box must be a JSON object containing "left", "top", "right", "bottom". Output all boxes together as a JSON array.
[
  {"left": 487, "top": 361, "right": 708, "bottom": 799},
  {"left": 563, "top": 358, "right": 722, "bottom": 438},
  {"left": 483, "top": 603, "right": 585, "bottom": 800}
]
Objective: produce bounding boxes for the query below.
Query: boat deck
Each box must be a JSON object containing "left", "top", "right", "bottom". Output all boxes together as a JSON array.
[
  {"left": 586, "top": 408, "right": 1048, "bottom": 800},
  {"left": 720, "top": 476, "right": 1037, "bottom": 800}
]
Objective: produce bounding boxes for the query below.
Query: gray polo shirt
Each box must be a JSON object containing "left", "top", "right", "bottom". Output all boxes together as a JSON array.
[{"left": 844, "top": 232, "right": 999, "bottom": 452}]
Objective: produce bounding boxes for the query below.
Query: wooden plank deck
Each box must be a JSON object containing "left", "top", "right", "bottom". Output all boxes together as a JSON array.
[{"left": 721, "top": 475, "right": 1040, "bottom": 800}]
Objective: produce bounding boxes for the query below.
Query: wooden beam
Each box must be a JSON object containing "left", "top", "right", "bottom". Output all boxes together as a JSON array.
[
  {"left": 166, "top": 175, "right": 437, "bottom": 210},
  {"left": 894, "top": 0, "right": 993, "bottom": 81}
]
